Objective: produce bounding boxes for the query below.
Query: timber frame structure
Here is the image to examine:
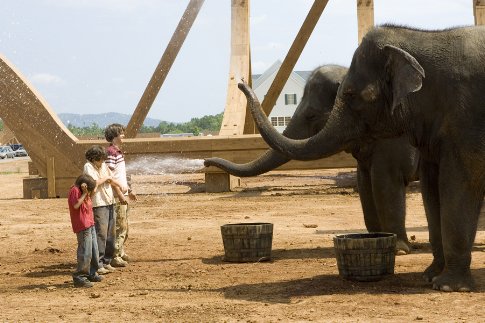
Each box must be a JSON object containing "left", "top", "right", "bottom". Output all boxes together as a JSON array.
[{"left": 0, "top": 0, "right": 483, "bottom": 197}]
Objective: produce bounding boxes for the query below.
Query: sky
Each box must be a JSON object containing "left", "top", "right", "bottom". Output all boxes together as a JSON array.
[{"left": 0, "top": 0, "right": 475, "bottom": 123}]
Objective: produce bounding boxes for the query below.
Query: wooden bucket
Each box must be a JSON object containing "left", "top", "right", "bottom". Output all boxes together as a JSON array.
[
  {"left": 333, "top": 232, "right": 396, "bottom": 282},
  {"left": 220, "top": 223, "right": 273, "bottom": 262}
]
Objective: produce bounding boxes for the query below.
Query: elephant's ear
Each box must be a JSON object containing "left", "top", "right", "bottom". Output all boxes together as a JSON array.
[{"left": 383, "top": 45, "right": 425, "bottom": 114}]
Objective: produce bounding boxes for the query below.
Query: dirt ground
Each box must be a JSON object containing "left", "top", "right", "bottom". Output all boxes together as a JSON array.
[{"left": 0, "top": 158, "right": 484, "bottom": 322}]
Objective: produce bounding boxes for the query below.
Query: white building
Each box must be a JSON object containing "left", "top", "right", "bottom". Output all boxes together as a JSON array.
[{"left": 252, "top": 60, "right": 311, "bottom": 133}]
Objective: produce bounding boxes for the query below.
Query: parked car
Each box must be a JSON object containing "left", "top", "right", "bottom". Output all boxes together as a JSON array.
[
  {"left": 0, "top": 146, "right": 15, "bottom": 159},
  {"left": 9, "top": 144, "right": 22, "bottom": 151},
  {"left": 15, "top": 148, "right": 28, "bottom": 157}
]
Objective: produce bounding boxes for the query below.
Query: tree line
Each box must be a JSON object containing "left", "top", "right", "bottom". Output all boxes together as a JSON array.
[{"left": 66, "top": 113, "right": 223, "bottom": 137}]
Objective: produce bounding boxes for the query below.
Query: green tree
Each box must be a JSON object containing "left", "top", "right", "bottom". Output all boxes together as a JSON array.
[
  {"left": 139, "top": 125, "right": 160, "bottom": 133},
  {"left": 67, "top": 123, "right": 103, "bottom": 138},
  {"left": 161, "top": 112, "right": 222, "bottom": 135},
  {"left": 63, "top": 112, "right": 223, "bottom": 138}
]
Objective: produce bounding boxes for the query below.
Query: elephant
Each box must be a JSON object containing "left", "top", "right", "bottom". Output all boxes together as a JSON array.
[
  {"left": 239, "top": 24, "right": 485, "bottom": 292},
  {"left": 205, "top": 65, "right": 419, "bottom": 254}
]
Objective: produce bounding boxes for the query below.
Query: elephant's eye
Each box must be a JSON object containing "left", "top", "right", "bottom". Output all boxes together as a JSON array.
[
  {"left": 343, "top": 91, "right": 357, "bottom": 101},
  {"left": 305, "top": 113, "right": 316, "bottom": 121},
  {"left": 305, "top": 107, "right": 318, "bottom": 121},
  {"left": 341, "top": 89, "right": 365, "bottom": 112}
]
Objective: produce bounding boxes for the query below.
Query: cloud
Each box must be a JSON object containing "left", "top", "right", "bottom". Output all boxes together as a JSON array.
[
  {"left": 251, "top": 61, "right": 270, "bottom": 74},
  {"left": 253, "top": 42, "right": 284, "bottom": 52},
  {"left": 111, "top": 77, "right": 125, "bottom": 84},
  {"left": 250, "top": 14, "right": 267, "bottom": 25},
  {"left": 30, "top": 73, "right": 65, "bottom": 86},
  {"left": 374, "top": 0, "right": 473, "bottom": 27},
  {"left": 42, "top": 0, "right": 160, "bottom": 12}
]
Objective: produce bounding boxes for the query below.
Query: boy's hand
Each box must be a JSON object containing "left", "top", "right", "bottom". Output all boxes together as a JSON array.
[
  {"left": 129, "top": 191, "right": 137, "bottom": 202},
  {"left": 119, "top": 197, "right": 128, "bottom": 205}
]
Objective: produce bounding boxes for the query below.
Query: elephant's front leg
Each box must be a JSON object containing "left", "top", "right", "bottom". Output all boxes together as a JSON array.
[
  {"left": 430, "top": 158, "right": 482, "bottom": 292},
  {"left": 370, "top": 165, "right": 410, "bottom": 255},
  {"left": 356, "top": 165, "right": 382, "bottom": 232}
]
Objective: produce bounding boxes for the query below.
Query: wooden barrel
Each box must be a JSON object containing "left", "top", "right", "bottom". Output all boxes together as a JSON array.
[
  {"left": 333, "top": 232, "right": 396, "bottom": 282},
  {"left": 220, "top": 223, "right": 273, "bottom": 262}
]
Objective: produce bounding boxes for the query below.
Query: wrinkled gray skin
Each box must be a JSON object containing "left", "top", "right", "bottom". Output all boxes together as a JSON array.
[
  {"left": 242, "top": 24, "right": 485, "bottom": 292},
  {"left": 205, "top": 65, "right": 419, "bottom": 254}
]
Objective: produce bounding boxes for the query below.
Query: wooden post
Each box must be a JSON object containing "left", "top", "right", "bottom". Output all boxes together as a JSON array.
[
  {"left": 204, "top": 167, "right": 241, "bottom": 193},
  {"left": 474, "top": 0, "right": 485, "bottom": 25},
  {"left": 125, "top": 0, "right": 205, "bottom": 138},
  {"left": 258, "top": 0, "right": 329, "bottom": 120},
  {"left": 47, "top": 156, "right": 56, "bottom": 198},
  {"left": 357, "top": 0, "right": 374, "bottom": 44},
  {"left": 219, "top": 0, "right": 251, "bottom": 136}
]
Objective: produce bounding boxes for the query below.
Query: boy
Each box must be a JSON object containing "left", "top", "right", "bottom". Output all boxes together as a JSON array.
[
  {"left": 68, "top": 174, "right": 103, "bottom": 288},
  {"left": 83, "top": 145, "right": 121, "bottom": 274},
  {"left": 104, "top": 123, "right": 137, "bottom": 267}
]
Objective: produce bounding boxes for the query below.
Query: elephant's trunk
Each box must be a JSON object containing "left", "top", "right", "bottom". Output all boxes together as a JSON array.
[
  {"left": 238, "top": 82, "right": 352, "bottom": 161},
  {"left": 204, "top": 149, "right": 290, "bottom": 177}
]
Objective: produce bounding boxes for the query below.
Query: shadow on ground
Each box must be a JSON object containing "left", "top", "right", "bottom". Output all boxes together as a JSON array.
[
  {"left": 202, "top": 247, "right": 336, "bottom": 265},
  {"left": 151, "top": 265, "right": 485, "bottom": 304},
  {"left": 153, "top": 268, "right": 485, "bottom": 304},
  {"left": 23, "top": 262, "right": 74, "bottom": 279}
]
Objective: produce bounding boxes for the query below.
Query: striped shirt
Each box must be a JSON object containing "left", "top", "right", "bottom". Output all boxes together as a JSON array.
[{"left": 106, "top": 144, "right": 128, "bottom": 193}]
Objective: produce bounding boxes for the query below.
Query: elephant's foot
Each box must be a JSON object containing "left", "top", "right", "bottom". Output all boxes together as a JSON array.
[
  {"left": 422, "top": 260, "right": 445, "bottom": 282},
  {"left": 431, "top": 270, "right": 474, "bottom": 292},
  {"left": 395, "top": 239, "right": 411, "bottom": 256}
]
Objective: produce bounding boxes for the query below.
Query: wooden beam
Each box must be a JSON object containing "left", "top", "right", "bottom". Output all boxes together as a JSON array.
[
  {"left": 47, "top": 156, "right": 56, "bottom": 198},
  {"left": 357, "top": 0, "right": 374, "bottom": 44},
  {"left": 243, "top": 50, "right": 254, "bottom": 134},
  {"left": 77, "top": 135, "right": 356, "bottom": 170},
  {"left": 219, "top": 0, "right": 251, "bottom": 136},
  {"left": 0, "top": 54, "right": 85, "bottom": 179},
  {"left": 0, "top": 125, "right": 17, "bottom": 145},
  {"left": 258, "top": 0, "right": 330, "bottom": 121},
  {"left": 125, "top": 0, "right": 205, "bottom": 138},
  {"left": 474, "top": 0, "right": 485, "bottom": 25}
]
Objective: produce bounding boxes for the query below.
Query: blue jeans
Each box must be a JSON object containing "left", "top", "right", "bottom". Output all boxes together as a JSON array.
[
  {"left": 73, "top": 225, "right": 99, "bottom": 283},
  {"left": 93, "top": 204, "right": 115, "bottom": 268}
]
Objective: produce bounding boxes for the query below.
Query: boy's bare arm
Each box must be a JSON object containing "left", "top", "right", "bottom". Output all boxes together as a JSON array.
[
  {"left": 108, "top": 177, "right": 124, "bottom": 191},
  {"left": 108, "top": 176, "right": 129, "bottom": 204},
  {"left": 96, "top": 175, "right": 112, "bottom": 186},
  {"left": 112, "top": 184, "right": 128, "bottom": 204}
]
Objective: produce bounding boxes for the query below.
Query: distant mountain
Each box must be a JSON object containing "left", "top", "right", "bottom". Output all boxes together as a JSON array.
[{"left": 58, "top": 112, "right": 163, "bottom": 128}]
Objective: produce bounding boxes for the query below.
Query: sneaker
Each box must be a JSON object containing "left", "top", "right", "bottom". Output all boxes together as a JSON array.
[
  {"left": 121, "top": 254, "right": 130, "bottom": 262},
  {"left": 88, "top": 274, "right": 104, "bottom": 282},
  {"left": 73, "top": 279, "right": 94, "bottom": 288},
  {"left": 104, "top": 264, "right": 117, "bottom": 272},
  {"left": 111, "top": 257, "right": 128, "bottom": 267},
  {"left": 97, "top": 267, "right": 110, "bottom": 275}
]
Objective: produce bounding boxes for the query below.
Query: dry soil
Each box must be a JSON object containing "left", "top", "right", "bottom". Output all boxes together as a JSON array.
[{"left": 0, "top": 158, "right": 484, "bottom": 322}]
